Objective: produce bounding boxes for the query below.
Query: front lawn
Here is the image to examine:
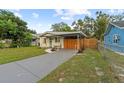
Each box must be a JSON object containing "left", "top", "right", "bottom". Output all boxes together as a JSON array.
[
  {"left": 39, "top": 49, "right": 119, "bottom": 83},
  {"left": 102, "top": 48, "right": 124, "bottom": 66},
  {"left": 0, "top": 47, "right": 46, "bottom": 64}
]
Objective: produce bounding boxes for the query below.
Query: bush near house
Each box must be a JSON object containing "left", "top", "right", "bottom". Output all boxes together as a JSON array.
[{"left": 0, "top": 42, "right": 4, "bottom": 48}]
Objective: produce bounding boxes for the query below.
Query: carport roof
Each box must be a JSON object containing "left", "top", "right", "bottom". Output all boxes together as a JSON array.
[{"left": 40, "top": 31, "right": 87, "bottom": 37}]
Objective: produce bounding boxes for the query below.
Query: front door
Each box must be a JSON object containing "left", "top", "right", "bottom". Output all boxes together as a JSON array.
[{"left": 49, "top": 38, "right": 52, "bottom": 48}]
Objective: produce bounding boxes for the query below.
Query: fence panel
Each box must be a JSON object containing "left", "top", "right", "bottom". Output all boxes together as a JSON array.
[
  {"left": 83, "top": 38, "right": 98, "bottom": 49},
  {"left": 64, "top": 38, "right": 98, "bottom": 49}
]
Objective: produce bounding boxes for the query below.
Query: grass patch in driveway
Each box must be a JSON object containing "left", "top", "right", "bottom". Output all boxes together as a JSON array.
[
  {"left": 0, "top": 47, "right": 46, "bottom": 64},
  {"left": 39, "top": 49, "right": 119, "bottom": 83}
]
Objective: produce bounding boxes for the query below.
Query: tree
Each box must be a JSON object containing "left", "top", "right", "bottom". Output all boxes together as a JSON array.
[
  {"left": 22, "top": 32, "right": 33, "bottom": 47},
  {"left": 93, "top": 11, "right": 124, "bottom": 40},
  {"left": 51, "top": 22, "right": 72, "bottom": 32},
  {"left": 72, "top": 18, "right": 96, "bottom": 37},
  {"left": 27, "top": 29, "right": 37, "bottom": 34},
  {"left": 110, "top": 14, "right": 124, "bottom": 22},
  {"left": 72, "top": 19, "right": 84, "bottom": 31},
  {"left": 94, "top": 11, "right": 110, "bottom": 40},
  {"left": 83, "top": 16, "right": 95, "bottom": 37},
  {"left": 0, "top": 10, "right": 34, "bottom": 47},
  {"left": 0, "top": 10, "right": 17, "bottom": 40}
]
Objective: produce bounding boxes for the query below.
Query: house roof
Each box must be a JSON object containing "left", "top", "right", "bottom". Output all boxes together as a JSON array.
[
  {"left": 104, "top": 21, "right": 124, "bottom": 36},
  {"left": 40, "top": 31, "right": 87, "bottom": 37},
  {"left": 32, "top": 34, "right": 41, "bottom": 39},
  {"left": 110, "top": 21, "right": 124, "bottom": 28}
]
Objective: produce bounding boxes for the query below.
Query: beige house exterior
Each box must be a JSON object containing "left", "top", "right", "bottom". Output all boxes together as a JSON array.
[
  {"left": 39, "top": 31, "right": 87, "bottom": 49},
  {"left": 40, "top": 36, "right": 64, "bottom": 48}
]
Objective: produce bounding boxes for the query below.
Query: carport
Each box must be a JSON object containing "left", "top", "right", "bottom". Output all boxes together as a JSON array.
[
  {"left": 60, "top": 32, "right": 86, "bottom": 50},
  {"left": 40, "top": 31, "right": 87, "bottom": 50}
]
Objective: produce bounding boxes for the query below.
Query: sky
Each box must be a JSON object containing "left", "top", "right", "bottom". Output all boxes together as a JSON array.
[{"left": 10, "top": 9, "right": 124, "bottom": 34}]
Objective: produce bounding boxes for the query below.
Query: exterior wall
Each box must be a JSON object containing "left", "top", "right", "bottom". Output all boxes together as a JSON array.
[
  {"left": 40, "top": 37, "right": 50, "bottom": 47},
  {"left": 40, "top": 36, "right": 97, "bottom": 49},
  {"left": 51, "top": 37, "right": 64, "bottom": 48},
  {"left": 104, "top": 25, "right": 124, "bottom": 53},
  {"left": 40, "top": 36, "right": 64, "bottom": 48},
  {"left": 61, "top": 37, "right": 64, "bottom": 48}
]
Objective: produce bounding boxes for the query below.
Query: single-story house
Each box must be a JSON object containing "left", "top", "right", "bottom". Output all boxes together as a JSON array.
[
  {"left": 31, "top": 34, "right": 40, "bottom": 46},
  {"left": 104, "top": 21, "right": 124, "bottom": 53},
  {"left": 39, "top": 31, "right": 87, "bottom": 50}
]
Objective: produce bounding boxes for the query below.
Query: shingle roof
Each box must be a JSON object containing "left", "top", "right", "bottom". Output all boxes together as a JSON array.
[
  {"left": 111, "top": 21, "right": 124, "bottom": 28},
  {"left": 40, "top": 31, "right": 87, "bottom": 37},
  {"left": 104, "top": 21, "right": 124, "bottom": 36}
]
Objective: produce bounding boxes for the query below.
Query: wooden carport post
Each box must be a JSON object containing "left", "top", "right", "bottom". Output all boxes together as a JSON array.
[{"left": 77, "top": 34, "right": 80, "bottom": 50}]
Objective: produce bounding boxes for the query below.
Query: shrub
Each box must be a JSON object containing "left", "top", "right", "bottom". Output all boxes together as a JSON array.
[{"left": 0, "top": 42, "right": 5, "bottom": 48}]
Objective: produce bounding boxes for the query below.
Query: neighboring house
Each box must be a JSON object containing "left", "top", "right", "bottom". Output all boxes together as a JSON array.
[
  {"left": 39, "top": 31, "right": 87, "bottom": 50},
  {"left": 31, "top": 34, "right": 40, "bottom": 46},
  {"left": 104, "top": 21, "right": 124, "bottom": 53},
  {"left": 0, "top": 39, "right": 12, "bottom": 48}
]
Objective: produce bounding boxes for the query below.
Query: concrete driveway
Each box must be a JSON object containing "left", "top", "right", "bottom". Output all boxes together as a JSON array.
[{"left": 0, "top": 49, "right": 77, "bottom": 83}]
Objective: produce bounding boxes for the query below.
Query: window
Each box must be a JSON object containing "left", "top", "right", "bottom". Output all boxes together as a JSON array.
[
  {"left": 43, "top": 38, "right": 46, "bottom": 44},
  {"left": 113, "top": 34, "right": 120, "bottom": 43},
  {"left": 55, "top": 37, "right": 60, "bottom": 43}
]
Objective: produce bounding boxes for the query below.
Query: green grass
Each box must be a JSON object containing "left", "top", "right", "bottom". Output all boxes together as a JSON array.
[
  {"left": 103, "top": 49, "right": 124, "bottom": 67},
  {"left": 0, "top": 47, "right": 46, "bottom": 64},
  {"left": 39, "top": 49, "right": 119, "bottom": 83}
]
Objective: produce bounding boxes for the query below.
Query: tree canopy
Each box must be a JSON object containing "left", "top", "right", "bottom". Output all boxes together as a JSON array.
[
  {"left": 51, "top": 22, "right": 72, "bottom": 32},
  {"left": 72, "top": 19, "right": 84, "bottom": 31},
  {"left": 94, "top": 11, "right": 110, "bottom": 40},
  {"left": 51, "top": 11, "right": 124, "bottom": 41},
  {"left": 1, "top": 9, "right": 124, "bottom": 46},
  {"left": 0, "top": 10, "right": 35, "bottom": 47}
]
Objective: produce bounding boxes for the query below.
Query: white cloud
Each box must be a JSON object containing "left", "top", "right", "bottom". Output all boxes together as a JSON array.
[
  {"left": 32, "top": 13, "right": 39, "bottom": 18},
  {"left": 14, "top": 12, "right": 22, "bottom": 18},
  {"left": 28, "top": 23, "right": 52, "bottom": 33},
  {"left": 54, "top": 9, "right": 63, "bottom": 16},
  {"left": 108, "top": 9, "right": 124, "bottom": 15},
  {"left": 66, "top": 9, "right": 91, "bottom": 16},
  {"left": 61, "top": 16, "right": 73, "bottom": 20},
  {"left": 9, "top": 9, "right": 20, "bottom": 12},
  {"left": 54, "top": 9, "right": 91, "bottom": 20},
  {"left": 34, "top": 23, "right": 42, "bottom": 30},
  {"left": 108, "top": 9, "right": 115, "bottom": 14},
  {"left": 9, "top": 9, "right": 22, "bottom": 18},
  {"left": 117, "top": 9, "right": 124, "bottom": 14},
  {"left": 12, "top": 9, "right": 20, "bottom": 12},
  {"left": 36, "top": 23, "right": 42, "bottom": 27},
  {"left": 47, "top": 24, "right": 52, "bottom": 28}
]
